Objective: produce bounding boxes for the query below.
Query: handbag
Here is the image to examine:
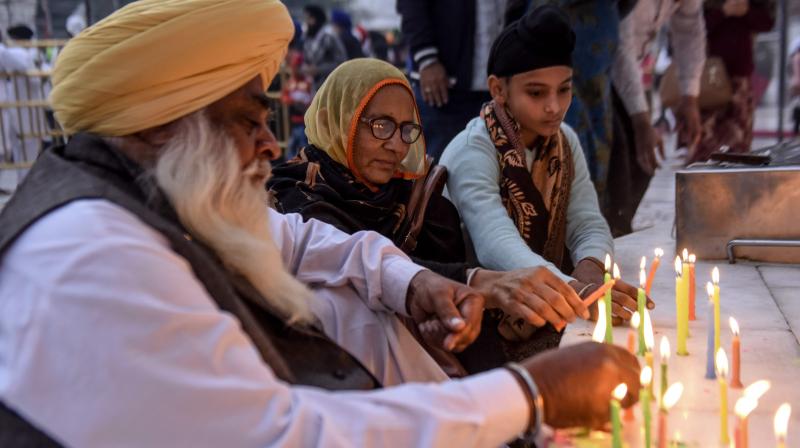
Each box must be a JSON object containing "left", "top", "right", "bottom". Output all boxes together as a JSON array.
[
  {"left": 659, "top": 56, "right": 733, "bottom": 110},
  {"left": 396, "top": 161, "right": 448, "bottom": 253}
]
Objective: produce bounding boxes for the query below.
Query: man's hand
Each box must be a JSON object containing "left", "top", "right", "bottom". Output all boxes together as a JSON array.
[
  {"left": 723, "top": 0, "right": 749, "bottom": 17},
  {"left": 631, "top": 112, "right": 663, "bottom": 175},
  {"left": 523, "top": 342, "right": 641, "bottom": 429},
  {"left": 473, "top": 267, "right": 589, "bottom": 330},
  {"left": 419, "top": 61, "right": 449, "bottom": 108},
  {"left": 406, "top": 270, "right": 484, "bottom": 352},
  {"left": 571, "top": 258, "right": 654, "bottom": 326},
  {"left": 676, "top": 96, "right": 702, "bottom": 153}
]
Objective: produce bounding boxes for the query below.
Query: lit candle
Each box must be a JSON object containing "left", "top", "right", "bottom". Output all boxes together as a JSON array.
[
  {"left": 713, "top": 267, "right": 721, "bottom": 355},
  {"left": 659, "top": 336, "right": 670, "bottom": 408},
  {"left": 604, "top": 254, "right": 613, "bottom": 343},
  {"left": 730, "top": 317, "right": 743, "bottom": 388},
  {"left": 593, "top": 299, "right": 607, "bottom": 343},
  {"left": 629, "top": 311, "right": 640, "bottom": 355},
  {"left": 743, "top": 379, "right": 771, "bottom": 402},
  {"left": 641, "top": 366, "right": 653, "bottom": 448},
  {"left": 734, "top": 396, "right": 758, "bottom": 448},
  {"left": 675, "top": 257, "right": 688, "bottom": 356},
  {"left": 774, "top": 403, "right": 791, "bottom": 448},
  {"left": 657, "top": 382, "right": 683, "bottom": 448},
  {"left": 644, "top": 310, "right": 655, "bottom": 394},
  {"left": 717, "top": 348, "right": 730, "bottom": 445},
  {"left": 705, "top": 283, "right": 716, "bottom": 379},
  {"left": 646, "top": 248, "right": 664, "bottom": 296},
  {"left": 688, "top": 254, "right": 696, "bottom": 321},
  {"left": 638, "top": 263, "right": 647, "bottom": 356},
  {"left": 611, "top": 383, "right": 626, "bottom": 448}
]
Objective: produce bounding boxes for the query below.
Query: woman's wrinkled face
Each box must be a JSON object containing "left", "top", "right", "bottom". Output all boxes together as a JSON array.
[
  {"left": 489, "top": 66, "right": 573, "bottom": 145},
  {"left": 352, "top": 84, "right": 416, "bottom": 185}
]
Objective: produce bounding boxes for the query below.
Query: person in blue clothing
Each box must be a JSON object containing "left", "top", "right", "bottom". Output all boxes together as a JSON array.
[{"left": 440, "top": 5, "right": 652, "bottom": 331}]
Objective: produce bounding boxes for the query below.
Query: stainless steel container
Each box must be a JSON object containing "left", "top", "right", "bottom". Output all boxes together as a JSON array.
[{"left": 675, "top": 165, "right": 800, "bottom": 263}]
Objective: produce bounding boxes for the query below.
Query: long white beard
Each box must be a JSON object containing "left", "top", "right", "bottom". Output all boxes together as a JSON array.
[{"left": 153, "top": 111, "right": 314, "bottom": 323}]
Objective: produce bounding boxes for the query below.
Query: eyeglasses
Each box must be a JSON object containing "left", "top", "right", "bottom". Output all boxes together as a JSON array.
[{"left": 359, "top": 116, "right": 422, "bottom": 144}]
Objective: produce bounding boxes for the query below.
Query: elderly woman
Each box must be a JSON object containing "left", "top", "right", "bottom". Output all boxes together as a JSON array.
[
  {"left": 269, "top": 58, "right": 588, "bottom": 370},
  {"left": 439, "top": 5, "right": 653, "bottom": 326}
]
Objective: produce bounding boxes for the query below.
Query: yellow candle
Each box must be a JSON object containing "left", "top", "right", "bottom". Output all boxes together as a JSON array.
[
  {"left": 774, "top": 403, "right": 791, "bottom": 448},
  {"left": 675, "top": 257, "right": 688, "bottom": 355},
  {"left": 713, "top": 267, "right": 721, "bottom": 355},
  {"left": 717, "top": 348, "right": 730, "bottom": 445}
]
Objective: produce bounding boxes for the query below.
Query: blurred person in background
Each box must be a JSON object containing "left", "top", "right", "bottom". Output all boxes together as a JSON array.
[
  {"left": 789, "top": 36, "right": 800, "bottom": 135},
  {"left": 331, "top": 8, "right": 364, "bottom": 60},
  {"left": 302, "top": 4, "right": 347, "bottom": 88},
  {"left": 281, "top": 50, "right": 314, "bottom": 160},
  {"left": 688, "top": 0, "right": 775, "bottom": 164},
  {"left": 397, "top": 0, "right": 505, "bottom": 161}
]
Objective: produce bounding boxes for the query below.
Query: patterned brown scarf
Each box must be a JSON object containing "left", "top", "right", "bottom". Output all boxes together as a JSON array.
[{"left": 481, "top": 100, "right": 574, "bottom": 269}]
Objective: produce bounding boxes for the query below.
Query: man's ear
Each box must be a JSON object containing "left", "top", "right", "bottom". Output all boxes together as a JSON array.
[{"left": 487, "top": 75, "right": 507, "bottom": 106}]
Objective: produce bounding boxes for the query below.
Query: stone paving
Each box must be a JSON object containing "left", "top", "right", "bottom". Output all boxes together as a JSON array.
[{"left": 563, "top": 144, "right": 800, "bottom": 446}]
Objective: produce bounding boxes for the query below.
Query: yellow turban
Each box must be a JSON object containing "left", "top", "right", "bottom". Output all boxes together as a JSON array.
[{"left": 50, "top": 0, "right": 293, "bottom": 136}]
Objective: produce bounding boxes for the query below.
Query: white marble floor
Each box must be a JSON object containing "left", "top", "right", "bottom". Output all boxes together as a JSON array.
[{"left": 563, "top": 148, "right": 800, "bottom": 447}]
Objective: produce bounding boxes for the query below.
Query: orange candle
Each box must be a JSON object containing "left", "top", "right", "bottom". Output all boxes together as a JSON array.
[
  {"left": 735, "top": 397, "right": 757, "bottom": 448},
  {"left": 688, "top": 254, "right": 696, "bottom": 321},
  {"left": 646, "top": 248, "right": 664, "bottom": 296},
  {"left": 628, "top": 311, "right": 640, "bottom": 355},
  {"left": 554, "top": 278, "right": 616, "bottom": 331},
  {"left": 730, "top": 317, "right": 743, "bottom": 389}
]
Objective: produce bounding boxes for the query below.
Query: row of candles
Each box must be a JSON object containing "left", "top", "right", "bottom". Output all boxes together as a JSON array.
[{"left": 589, "top": 250, "right": 792, "bottom": 447}]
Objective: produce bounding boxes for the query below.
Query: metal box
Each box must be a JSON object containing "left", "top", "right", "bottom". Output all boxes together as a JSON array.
[{"left": 675, "top": 165, "right": 800, "bottom": 263}]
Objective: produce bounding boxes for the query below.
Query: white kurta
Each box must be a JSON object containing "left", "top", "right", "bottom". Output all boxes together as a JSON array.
[{"left": 0, "top": 199, "right": 528, "bottom": 447}]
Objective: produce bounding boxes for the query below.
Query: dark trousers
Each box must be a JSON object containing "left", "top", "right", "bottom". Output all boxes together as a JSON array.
[
  {"left": 413, "top": 84, "right": 491, "bottom": 161},
  {"left": 603, "top": 88, "right": 654, "bottom": 237}
]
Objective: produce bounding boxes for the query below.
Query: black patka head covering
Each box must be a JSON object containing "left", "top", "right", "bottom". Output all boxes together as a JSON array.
[{"left": 487, "top": 4, "right": 575, "bottom": 78}]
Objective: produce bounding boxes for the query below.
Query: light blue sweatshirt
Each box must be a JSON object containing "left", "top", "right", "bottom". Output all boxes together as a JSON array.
[{"left": 439, "top": 117, "right": 613, "bottom": 283}]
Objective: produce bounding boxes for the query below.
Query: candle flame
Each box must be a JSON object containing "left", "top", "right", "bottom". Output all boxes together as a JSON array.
[
  {"left": 688, "top": 254, "right": 696, "bottom": 263},
  {"left": 592, "top": 300, "right": 607, "bottom": 342},
  {"left": 612, "top": 383, "right": 628, "bottom": 401},
  {"left": 712, "top": 267, "right": 720, "bottom": 285},
  {"left": 674, "top": 256, "right": 682, "bottom": 276},
  {"left": 660, "top": 336, "right": 670, "bottom": 361},
  {"left": 774, "top": 403, "right": 791, "bottom": 439},
  {"left": 735, "top": 396, "right": 758, "bottom": 418},
  {"left": 744, "top": 380, "right": 771, "bottom": 402},
  {"left": 640, "top": 366, "right": 653, "bottom": 386},
  {"left": 613, "top": 263, "right": 621, "bottom": 280},
  {"left": 706, "top": 281, "right": 714, "bottom": 299},
  {"left": 662, "top": 382, "right": 683, "bottom": 410},
  {"left": 716, "top": 348, "right": 729, "bottom": 378},
  {"left": 640, "top": 256, "right": 647, "bottom": 270},
  {"left": 655, "top": 248, "right": 664, "bottom": 258},
  {"left": 729, "top": 317, "right": 739, "bottom": 336},
  {"left": 644, "top": 310, "right": 654, "bottom": 350},
  {"left": 639, "top": 268, "right": 646, "bottom": 288},
  {"left": 682, "top": 248, "right": 688, "bottom": 261},
  {"left": 605, "top": 254, "right": 611, "bottom": 272},
  {"left": 631, "top": 311, "right": 640, "bottom": 329}
]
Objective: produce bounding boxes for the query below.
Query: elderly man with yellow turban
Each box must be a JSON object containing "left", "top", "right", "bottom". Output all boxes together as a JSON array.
[{"left": 0, "top": 1, "right": 640, "bottom": 446}]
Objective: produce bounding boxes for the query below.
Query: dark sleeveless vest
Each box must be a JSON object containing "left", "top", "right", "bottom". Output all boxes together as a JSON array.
[{"left": 0, "top": 135, "right": 379, "bottom": 446}]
